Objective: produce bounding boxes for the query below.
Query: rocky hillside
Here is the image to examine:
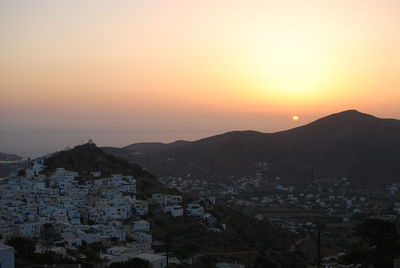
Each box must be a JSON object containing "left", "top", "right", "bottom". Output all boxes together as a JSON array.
[{"left": 43, "top": 143, "right": 176, "bottom": 195}]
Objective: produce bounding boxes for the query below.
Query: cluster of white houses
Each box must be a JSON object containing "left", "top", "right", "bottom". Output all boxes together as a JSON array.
[{"left": 0, "top": 159, "right": 219, "bottom": 267}]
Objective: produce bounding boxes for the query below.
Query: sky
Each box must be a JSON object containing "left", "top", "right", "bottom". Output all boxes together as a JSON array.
[{"left": 1, "top": 0, "right": 399, "bottom": 156}]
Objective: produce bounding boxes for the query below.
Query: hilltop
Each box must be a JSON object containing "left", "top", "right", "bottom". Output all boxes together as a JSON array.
[
  {"left": 103, "top": 110, "right": 400, "bottom": 186},
  {"left": 43, "top": 142, "right": 176, "bottom": 195},
  {"left": 123, "top": 140, "right": 190, "bottom": 153},
  {"left": 0, "top": 152, "right": 22, "bottom": 161}
]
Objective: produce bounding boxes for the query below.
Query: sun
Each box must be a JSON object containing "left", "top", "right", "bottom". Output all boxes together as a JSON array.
[{"left": 292, "top": 115, "right": 300, "bottom": 121}]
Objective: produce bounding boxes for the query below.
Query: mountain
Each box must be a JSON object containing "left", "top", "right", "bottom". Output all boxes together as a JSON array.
[
  {"left": 43, "top": 143, "right": 176, "bottom": 195},
  {"left": 123, "top": 140, "right": 189, "bottom": 153},
  {"left": 0, "top": 152, "right": 22, "bottom": 161},
  {"left": 103, "top": 110, "right": 400, "bottom": 186}
]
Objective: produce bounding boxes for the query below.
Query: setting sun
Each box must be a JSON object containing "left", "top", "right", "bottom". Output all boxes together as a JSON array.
[{"left": 292, "top": 115, "right": 300, "bottom": 121}]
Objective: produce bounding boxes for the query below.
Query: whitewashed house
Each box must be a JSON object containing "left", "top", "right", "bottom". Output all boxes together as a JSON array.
[
  {"left": 133, "top": 232, "right": 152, "bottom": 242},
  {"left": 70, "top": 214, "right": 81, "bottom": 225},
  {"left": 152, "top": 193, "right": 164, "bottom": 204},
  {"left": 108, "top": 174, "right": 124, "bottom": 187},
  {"left": 18, "top": 221, "right": 42, "bottom": 237},
  {"left": 186, "top": 204, "right": 205, "bottom": 217},
  {"left": 91, "top": 171, "right": 101, "bottom": 177},
  {"left": 132, "top": 220, "right": 150, "bottom": 232},
  {"left": 0, "top": 225, "right": 15, "bottom": 239},
  {"left": 94, "top": 225, "right": 126, "bottom": 241},
  {"left": 0, "top": 243, "right": 14, "bottom": 268},
  {"left": 170, "top": 206, "right": 184, "bottom": 217},
  {"left": 120, "top": 183, "right": 136, "bottom": 193},
  {"left": 132, "top": 201, "right": 148, "bottom": 216},
  {"left": 126, "top": 240, "right": 151, "bottom": 251},
  {"left": 163, "top": 195, "right": 182, "bottom": 205},
  {"left": 60, "top": 231, "right": 82, "bottom": 248},
  {"left": 78, "top": 230, "right": 102, "bottom": 244}
]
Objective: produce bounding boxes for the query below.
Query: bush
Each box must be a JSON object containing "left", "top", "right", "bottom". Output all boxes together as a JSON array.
[
  {"left": 344, "top": 219, "right": 400, "bottom": 268},
  {"left": 5, "top": 236, "right": 35, "bottom": 259},
  {"left": 108, "top": 258, "right": 150, "bottom": 268}
]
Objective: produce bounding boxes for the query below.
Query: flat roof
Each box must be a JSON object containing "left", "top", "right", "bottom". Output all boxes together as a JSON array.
[
  {"left": 136, "top": 253, "right": 166, "bottom": 262},
  {"left": 0, "top": 243, "right": 14, "bottom": 250}
]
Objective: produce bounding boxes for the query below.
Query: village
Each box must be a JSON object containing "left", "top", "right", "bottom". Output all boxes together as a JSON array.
[
  {"left": 0, "top": 159, "right": 221, "bottom": 267},
  {"left": 1, "top": 154, "right": 400, "bottom": 267},
  {"left": 161, "top": 170, "right": 400, "bottom": 236}
]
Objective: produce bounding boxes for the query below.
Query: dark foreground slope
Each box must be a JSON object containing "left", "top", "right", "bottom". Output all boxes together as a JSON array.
[{"left": 104, "top": 110, "right": 400, "bottom": 186}]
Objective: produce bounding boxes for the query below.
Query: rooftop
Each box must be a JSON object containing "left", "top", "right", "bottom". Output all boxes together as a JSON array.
[
  {"left": 136, "top": 253, "right": 166, "bottom": 262},
  {"left": 0, "top": 243, "right": 14, "bottom": 250}
]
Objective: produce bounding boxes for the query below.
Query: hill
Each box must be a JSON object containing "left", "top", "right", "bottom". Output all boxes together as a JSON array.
[
  {"left": 103, "top": 110, "right": 400, "bottom": 186},
  {"left": 0, "top": 152, "right": 22, "bottom": 161},
  {"left": 123, "top": 140, "right": 189, "bottom": 153},
  {"left": 42, "top": 143, "right": 309, "bottom": 266},
  {"left": 43, "top": 143, "right": 176, "bottom": 195}
]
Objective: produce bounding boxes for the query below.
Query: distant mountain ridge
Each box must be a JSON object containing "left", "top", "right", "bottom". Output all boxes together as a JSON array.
[
  {"left": 123, "top": 140, "right": 189, "bottom": 153},
  {"left": 0, "top": 152, "right": 22, "bottom": 161},
  {"left": 103, "top": 110, "right": 400, "bottom": 187}
]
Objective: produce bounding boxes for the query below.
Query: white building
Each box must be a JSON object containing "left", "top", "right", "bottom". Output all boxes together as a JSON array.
[
  {"left": 170, "top": 206, "right": 184, "bottom": 217},
  {"left": 132, "top": 201, "right": 148, "bottom": 216},
  {"left": 132, "top": 220, "right": 150, "bottom": 232},
  {"left": 133, "top": 232, "right": 152, "bottom": 242},
  {"left": 108, "top": 174, "right": 123, "bottom": 187},
  {"left": 90, "top": 171, "right": 101, "bottom": 177},
  {"left": 126, "top": 240, "right": 151, "bottom": 251},
  {"left": 18, "top": 222, "right": 41, "bottom": 237},
  {"left": 78, "top": 230, "right": 102, "bottom": 244},
  {"left": 0, "top": 226, "right": 15, "bottom": 239},
  {"left": 152, "top": 193, "right": 164, "bottom": 204},
  {"left": 0, "top": 243, "right": 14, "bottom": 268},
  {"left": 163, "top": 195, "right": 182, "bottom": 205},
  {"left": 60, "top": 232, "right": 82, "bottom": 248},
  {"left": 186, "top": 204, "right": 205, "bottom": 217}
]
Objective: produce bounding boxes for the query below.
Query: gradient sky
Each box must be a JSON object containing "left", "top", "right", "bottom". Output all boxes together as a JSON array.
[{"left": 1, "top": 0, "right": 399, "bottom": 156}]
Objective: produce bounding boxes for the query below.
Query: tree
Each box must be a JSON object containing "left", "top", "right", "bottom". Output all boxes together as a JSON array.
[
  {"left": 5, "top": 236, "right": 35, "bottom": 259},
  {"left": 40, "top": 223, "right": 60, "bottom": 247},
  {"left": 253, "top": 255, "right": 277, "bottom": 268},
  {"left": 78, "top": 245, "right": 102, "bottom": 264},
  {"left": 108, "top": 258, "right": 150, "bottom": 268},
  {"left": 17, "top": 169, "right": 26, "bottom": 177},
  {"left": 34, "top": 251, "right": 67, "bottom": 265},
  {"left": 344, "top": 219, "right": 400, "bottom": 268}
]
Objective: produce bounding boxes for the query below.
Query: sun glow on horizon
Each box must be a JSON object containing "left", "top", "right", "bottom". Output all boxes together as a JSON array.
[
  {"left": 242, "top": 24, "right": 336, "bottom": 101},
  {"left": 1, "top": 0, "right": 400, "bottom": 155}
]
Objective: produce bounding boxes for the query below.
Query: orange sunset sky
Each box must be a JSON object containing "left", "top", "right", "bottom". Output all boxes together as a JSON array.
[{"left": 1, "top": 0, "right": 399, "bottom": 156}]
